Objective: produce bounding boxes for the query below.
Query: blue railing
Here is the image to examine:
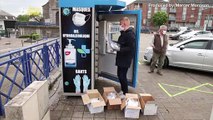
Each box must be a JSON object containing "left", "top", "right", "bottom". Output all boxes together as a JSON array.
[{"left": 0, "top": 38, "right": 60, "bottom": 116}]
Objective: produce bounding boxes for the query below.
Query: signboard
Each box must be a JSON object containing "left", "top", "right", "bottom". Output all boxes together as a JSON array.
[{"left": 61, "top": 7, "right": 93, "bottom": 94}]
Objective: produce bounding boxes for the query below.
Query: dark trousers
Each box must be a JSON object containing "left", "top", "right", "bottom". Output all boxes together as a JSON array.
[{"left": 117, "top": 66, "right": 128, "bottom": 94}]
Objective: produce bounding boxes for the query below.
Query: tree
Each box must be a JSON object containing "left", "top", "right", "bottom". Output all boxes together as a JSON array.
[
  {"left": 27, "top": 7, "right": 43, "bottom": 22},
  {"left": 17, "top": 15, "right": 30, "bottom": 22},
  {"left": 152, "top": 11, "right": 168, "bottom": 27}
]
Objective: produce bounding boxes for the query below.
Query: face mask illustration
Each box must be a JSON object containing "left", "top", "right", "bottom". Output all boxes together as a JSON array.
[
  {"left": 72, "top": 12, "right": 91, "bottom": 27},
  {"left": 73, "top": 74, "right": 81, "bottom": 93},
  {"left": 82, "top": 75, "right": 90, "bottom": 92}
]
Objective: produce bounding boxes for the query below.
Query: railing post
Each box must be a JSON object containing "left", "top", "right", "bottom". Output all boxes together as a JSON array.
[
  {"left": 0, "top": 96, "right": 4, "bottom": 116},
  {"left": 55, "top": 40, "right": 60, "bottom": 67},
  {"left": 22, "top": 50, "right": 32, "bottom": 87},
  {"left": 42, "top": 44, "right": 50, "bottom": 78}
]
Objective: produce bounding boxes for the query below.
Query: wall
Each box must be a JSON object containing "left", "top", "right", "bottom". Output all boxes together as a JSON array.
[
  {"left": 0, "top": 20, "right": 5, "bottom": 30},
  {"left": 18, "top": 26, "right": 59, "bottom": 38}
]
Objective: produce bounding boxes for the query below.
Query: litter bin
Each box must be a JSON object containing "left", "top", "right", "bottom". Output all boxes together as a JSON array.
[{"left": 59, "top": 0, "right": 142, "bottom": 96}]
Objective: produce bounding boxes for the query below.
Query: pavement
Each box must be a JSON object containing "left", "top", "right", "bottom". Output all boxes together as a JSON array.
[
  {"left": 1, "top": 34, "right": 213, "bottom": 120},
  {"left": 49, "top": 33, "right": 212, "bottom": 120},
  {"left": 49, "top": 62, "right": 213, "bottom": 120},
  {"left": 48, "top": 33, "right": 213, "bottom": 120}
]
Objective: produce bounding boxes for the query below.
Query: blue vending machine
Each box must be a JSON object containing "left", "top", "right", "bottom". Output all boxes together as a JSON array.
[{"left": 59, "top": 0, "right": 141, "bottom": 96}]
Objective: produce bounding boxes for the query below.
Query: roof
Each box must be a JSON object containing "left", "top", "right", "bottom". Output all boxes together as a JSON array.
[
  {"left": 131, "top": 0, "right": 213, "bottom": 4},
  {"left": 0, "top": 9, "right": 16, "bottom": 21},
  {"left": 59, "top": 0, "right": 126, "bottom": 11}
]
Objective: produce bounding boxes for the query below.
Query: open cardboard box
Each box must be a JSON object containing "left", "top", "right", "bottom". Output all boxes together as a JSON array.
[
  {"left": 139, "top": 93, "right": 158, "bottom": 115},
  {"left": 81, "top": 89, "right": 106, "bottom": 114},
  {"left": 121, "top": 93, "right": 141, "bottom": 119},
  {"left": 102, "top": 87, "right": 121, "bottom": 110}
]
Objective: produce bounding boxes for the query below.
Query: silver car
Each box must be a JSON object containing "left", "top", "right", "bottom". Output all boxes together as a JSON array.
[{"left": 143, "top": 37, "right": 213, "bottom": 72}]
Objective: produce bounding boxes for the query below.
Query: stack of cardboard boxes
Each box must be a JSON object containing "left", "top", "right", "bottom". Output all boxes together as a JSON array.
[{"left": 81, "top": 87, "right": 158, "bottom": 119}]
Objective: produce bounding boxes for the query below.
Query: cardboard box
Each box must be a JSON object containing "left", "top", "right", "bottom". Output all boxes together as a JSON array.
[
  {"left": 121, "top": 93, "right": 141, "bottom": 119},
  {"left": 81, "top": 89, "right": 106, "bottom": 114},
  {"left": 102, "top": 87, "right": 121, "bottom": 110},
  {"left": 139, "top": 93, "right": 158, "bottom": 115}
]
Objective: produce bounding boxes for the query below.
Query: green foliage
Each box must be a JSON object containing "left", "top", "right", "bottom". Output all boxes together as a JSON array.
[
  {"left": 18, "top": 35, "right": 31, "bottom": 38},
  {"left": 17, "top": 15, "right": 30, "bottom": 22},
  {"left": 30, "top": 33, "right": 40, "bottom": 40},
  {"left": 19, "top": 33, "right": 40, "bottom": 40},
  {"left": 152, "top": 11, "right": 168, "bottom": 27}
]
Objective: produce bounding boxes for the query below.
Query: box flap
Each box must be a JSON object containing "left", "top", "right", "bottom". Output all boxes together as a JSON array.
[
  {"left": 91, "top": 100, "right": 106, "bottom": 107},
  {"left": 141, "top": 96, "right": 154, "bottom": 103},
  {"left": 87, "top": 89, "right": 99, "bottom": 94},
  {"left": 126, "top": 93, "right": 138, "bottom": 99},
  {"left": 109, "top": 98, "right": 121, "bottom": 105},
  {"left": 139, "top": 97, "right": 146, "bottom": 109},
  {"left": 120, "top": 99, "right": 127, "bottom": 110},
  {"left": 126, "top": 106, "right": 141, "bottom": 110},
  {"left": 102, "top": 93, "right": 108, "bottom": 103},
  {"left": 103, "top": 87, "right": 116, "bottom": 92},
  {"left": 139, "top": 93, "right": 152, "bottom": 97},
  {"left": 81, "top": 94, "right": 91, "bottom": 105}
]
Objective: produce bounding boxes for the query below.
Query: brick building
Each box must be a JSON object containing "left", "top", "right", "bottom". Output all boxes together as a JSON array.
[
  {"left": 127, "top": 0, "right": 213, "bottom": 28},
  {"left": 42, "top": 0, "right": 59, "bottom": 25}
]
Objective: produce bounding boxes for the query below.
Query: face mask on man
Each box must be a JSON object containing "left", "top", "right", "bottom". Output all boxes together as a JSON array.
[
  {"left": 162, "top": 30, "right": 167, "bottom": 35},
  {"left": 119, "top": 25, "right": 125, "bottom": 31}
]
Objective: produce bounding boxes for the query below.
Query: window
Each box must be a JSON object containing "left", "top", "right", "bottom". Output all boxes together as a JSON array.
[
  {"left": 184, "top": 40, "right": 209, "bottom": 49},
  {"left": 191, "top": 15, "right": 194, "bottom": 18},
  {"left": 161, "top": 6, "right": 167, "bottom": 12},
  {"left": 154, "top": 6, "right": 158, "bottom": 13},
  {"left": 182, "top": 7, "right": 187, "bottom": 20},
  {"left": 147, "top": 5, "right": 152, "bottom": 19}
]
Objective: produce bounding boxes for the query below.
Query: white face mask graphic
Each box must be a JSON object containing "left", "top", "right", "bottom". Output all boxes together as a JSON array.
[{"left": 72, "top": 12, "right": 91, "bottom": 27}]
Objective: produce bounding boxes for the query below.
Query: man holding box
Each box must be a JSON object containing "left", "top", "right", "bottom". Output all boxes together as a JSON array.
[{"left": 110, "top": 17, "right": 135, "bottom": 96}]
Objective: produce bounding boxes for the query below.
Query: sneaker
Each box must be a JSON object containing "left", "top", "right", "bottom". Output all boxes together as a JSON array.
[
  {"left": 156, "top": 71, "right": 163, "bottom": 76},
  {"left": 118, "top": 91, "right": 123, "bottom": 95},
  {"left": 148, "top": 70, "right": 154, "bottom": 73},
  {"left": 118, "top": 91, "right": 125, "bottom": 99}
]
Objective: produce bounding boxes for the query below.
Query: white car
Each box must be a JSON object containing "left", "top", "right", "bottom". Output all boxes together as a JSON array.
[
  {"left": 179, "top": 27, "right": 188, "bottom": 31},
  {"left": 179, "top": 30, "right": 213, "bottom": 40},
  {"left": 143, "top": 37, "right": 213, "bottom": 72}
]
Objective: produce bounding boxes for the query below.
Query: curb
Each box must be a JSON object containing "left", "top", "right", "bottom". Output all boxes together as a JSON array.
[{"left": 47, "top": 69, "right": 62, "bottom": 90}]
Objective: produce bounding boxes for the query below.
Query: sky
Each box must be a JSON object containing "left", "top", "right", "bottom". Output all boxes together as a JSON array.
[{"left": 0, "top": 0, "right": 136, "bottom": 17}]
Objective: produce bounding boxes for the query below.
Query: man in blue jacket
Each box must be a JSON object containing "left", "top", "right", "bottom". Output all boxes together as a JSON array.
[{"left": 110, "top": 17, "right": 135, "bottom": 95}]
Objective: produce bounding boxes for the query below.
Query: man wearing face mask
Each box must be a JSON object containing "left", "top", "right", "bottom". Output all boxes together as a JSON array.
[
  {"left": 148, "top": 25, "right": 168, "bottom": 76},
  {"left": 110, "top": 17, "right": 135, "bottom": 96}
]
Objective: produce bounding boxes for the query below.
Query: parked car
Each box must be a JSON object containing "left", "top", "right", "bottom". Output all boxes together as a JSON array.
[
  {"left": 143, "top": 37, "right": 213, "bottom": 72},
  {"left": 167, "top": 26, "right": 179, "bottom": 32},
  {"left": 179, "top": 30, "right": 213, "bottom": 40},
  {"left": 169, "top": 29, "right": 192, "bottom": 40},
  {"left": 206, "top": 27, "right": 213, "bottom": 33},
  {"left": 179, "top": 27, "right": 188, "bottom": 31},
  {"left": 141, "top": 27, "right": 151, "bottom": 33}
]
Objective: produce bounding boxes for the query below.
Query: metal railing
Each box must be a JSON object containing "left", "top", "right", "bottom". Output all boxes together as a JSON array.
[{"left": 0, "top": 38, "right": 60, "bottom": 116}]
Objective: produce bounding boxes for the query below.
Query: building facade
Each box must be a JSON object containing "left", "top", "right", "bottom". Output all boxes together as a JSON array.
[
  {"left": 0, "top": 9, "right": 16, "bottom": 37},
  {"left": 42, "top": 0, "right": 59, "bottom": 25},
  {"left": 127, "top": 0, "right": 213, "bottom": 28}
]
